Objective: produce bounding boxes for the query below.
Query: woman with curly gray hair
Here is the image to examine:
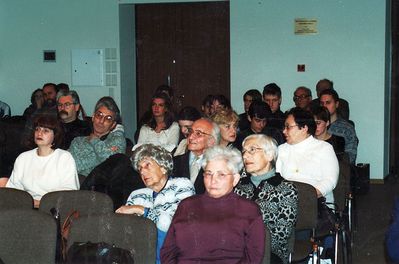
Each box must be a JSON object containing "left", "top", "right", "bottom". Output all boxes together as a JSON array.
[
  {"left": 161, "top": 146, "right": 265, "bottom": 263},
  {"left": 116, "top": 143, "right": 195, "bottom": 264}
]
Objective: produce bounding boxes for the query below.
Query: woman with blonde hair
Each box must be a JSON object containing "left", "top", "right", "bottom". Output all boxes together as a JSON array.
[{"left": 210, "top": 108, "right": 239, "bottom": 148}]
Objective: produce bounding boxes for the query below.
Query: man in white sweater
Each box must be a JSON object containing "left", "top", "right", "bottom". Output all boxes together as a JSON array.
[{"left": 276, "top": 107, "right": 339, "bottom": 204}]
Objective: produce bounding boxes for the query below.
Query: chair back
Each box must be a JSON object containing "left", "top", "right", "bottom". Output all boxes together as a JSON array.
[
  {"left": 262, "top": 225, "right": 272, "bottom": 264},
  {"left": 334, "top": 153, "right": 351, "bottom": 211},
  {"left": 292, "top": 181, "right": 318, "bottom": 230},
  {"left": 0, "top": 188, "right": 33, "bottom": 209},
  {"left": 67, "top": 213, "right": 157, "bottom": 264},
  {"left": 288, "top": 181, "right": 318, "bottom": 262},
  {"left": 39, "top": 190, "right": 114, "bottom": 224},
  {"left": 0, "top": 209, "right": 57, "bottom": 264}
]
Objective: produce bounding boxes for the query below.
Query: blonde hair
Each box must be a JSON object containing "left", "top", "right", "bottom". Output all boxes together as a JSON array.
[{"left": 210, "top": 109, "right": 239, "bottom": 126}]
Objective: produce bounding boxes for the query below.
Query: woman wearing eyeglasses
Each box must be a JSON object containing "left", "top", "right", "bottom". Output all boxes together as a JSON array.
[
  {"left": 134, "top": 92, "right": 179, "bottom": 153},
  {"left": 6, "top": 115, "right": 79, "bottom": 208},
  {"left": 235, "top": 134, "right": 298, "bottom": 264},
  {"left": 161, "top": 146, "right": 265, "bottom": 263},
  {"left": 69, "top": 96, "right": 126, "bottom": 177}
]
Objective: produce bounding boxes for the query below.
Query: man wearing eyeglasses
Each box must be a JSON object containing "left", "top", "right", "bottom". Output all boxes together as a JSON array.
[
  {"left": 172, "top": 118, "right": 220, "bottom": 194},
  {"left": 69, "top": 96, "right": 126, "bottom": 177},
  {"left": 56, "top": 90, "right": 91, "bottom": 149},
  {"left": 293, "top": 86, "right": 312, "bottom": 111}
]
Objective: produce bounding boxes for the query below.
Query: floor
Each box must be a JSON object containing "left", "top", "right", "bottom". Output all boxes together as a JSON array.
[{"left": 352, "top": 179, "right": 398, "bottom": 264}]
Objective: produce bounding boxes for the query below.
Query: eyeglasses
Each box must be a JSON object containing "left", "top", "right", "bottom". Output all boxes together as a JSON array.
[
  {"left": 57, "top": 102, "right": 74, "bottom": 108},
  {"left": 242, "top": 146, "right": 263, "bottom": 155},
  {"left": 94, "top": 111, "right": 114, "bottom": 123},
  {"left": 203, "top": 170, "right": 232, "bottom": 180},
  {"left": 188, "top": 129, "right": 212, "bottom": 138},
  {"left": 284, "top": 124, "right": 299, "bottom": 130},
  {"left": 293, "top": 94, "right": 310, "bottom": 101}
]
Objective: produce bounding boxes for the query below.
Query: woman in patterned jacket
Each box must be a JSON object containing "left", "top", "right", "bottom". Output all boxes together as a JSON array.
[
  {"left": 116, "top": 143, "right": 195, "bottom": 264},
  {"left": 235, "top": 134, "right": 298, "bottom": 264}
]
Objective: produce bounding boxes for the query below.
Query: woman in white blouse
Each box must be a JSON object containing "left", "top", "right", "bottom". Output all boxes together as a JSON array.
[
  {"left": 134, "top": 92, "right": 179, "bottom": 152},
  {"left": 6, "top": 115, "right": 79, "bottom": 208}
]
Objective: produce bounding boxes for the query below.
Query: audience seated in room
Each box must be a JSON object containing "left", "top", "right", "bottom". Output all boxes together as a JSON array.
[
  {"left": 235, "top": 134, "right": 298, "bottom": 264},
  {"left": 172, "top": 118, "right": 220, "bottom": 194},
  {"left": 200, "top": 94, "right": 214, "bottom": 118},
  {"left": 0, "top": 100, "right": 11, "bottom": 118},
  {"left": 312, "top": 105, "right": 345, "bottom": 155},
  {"left": 210, "top": 108, "right": 239, "bottom": 149},
  {"left": 235, "top": 100, "right": 284, "bottom": 150},
  {"left": 209, "top": 94, "right": 232, "bottom": 116},
  {"left": 161, "top": 145, "right": 265, "bottom": 263},
  {"left": 320, "top": 88, "right": 358, "bottom": 164},
  {"left": 311, "top": 78, "right": 350, "bottom": 120},
  {"left": 23, "top": 88, "right": 44, "bottom": 119},
  {"left": 276, "top": 107, "right": 339, "bottom": 205},
  {"left": 238, "top": 89, "right": 262, "bottom": 131},
  {"left": 5, "top": 114, "right": 79, "bottom": 208},
  {"left": 134, "top": 92, "right": 179, "bottom": 153},
  {"left": 69, "top": 96, "right": 126, "bottom": 177},
  {"left": 174, "top": 106, "right": 201, "bottom": 157},
  {"left": 56, "top": 90, "right": 91, "bottom": 149},
  {"left": 293, "top": 86, "right": 312, "bottom": 111},
  {"left": 116, "top": 144, "right": 195, "bottom": 264},
  {"left": 263, "top": 83, "right": 286, "bottom": 132}
]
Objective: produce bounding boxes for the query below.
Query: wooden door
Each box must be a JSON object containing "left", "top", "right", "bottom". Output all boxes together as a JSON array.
[{"left": 135, "top": 2, "right": 230, "bottom": 120}]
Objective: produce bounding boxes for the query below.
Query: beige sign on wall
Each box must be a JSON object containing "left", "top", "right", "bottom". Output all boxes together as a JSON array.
[{"left": 295, "top": 18, "right": 318, "bottom": 35}]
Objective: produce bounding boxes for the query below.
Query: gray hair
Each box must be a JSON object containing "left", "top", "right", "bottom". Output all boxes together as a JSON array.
[
  {"left": 201, "top": 145, "right": 243, "bottom": 174},
  {"left": 208, "top": 119, "right": 221, "bottom": 145},
  {"left": 94, "top": 96, "right": 121, "bottom": 124},
  {"left": 242, "top": 134, "right": 278, "bottom": 168},
  {"left": 56, "top": 90, "right": 81, "bottom": 105},
  {"left": 131, "top": 144, "right": 173, "bottom": 176}
]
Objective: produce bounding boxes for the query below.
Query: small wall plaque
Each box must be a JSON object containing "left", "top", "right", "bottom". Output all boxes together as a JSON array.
[
  {"left": 43, "top": 50, "right": 56, "bottom": 62},
  {"left": 295, "top": 18, "right": 318, "bottom": 35}
]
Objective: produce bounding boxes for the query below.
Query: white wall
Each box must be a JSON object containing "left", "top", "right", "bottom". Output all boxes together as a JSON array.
[
  {"left": 230, "top": 0, "right": 387, "bottom": 179},
  {"left": 0, "top": 0, "right": 388, "bottom": 178},
  {"left": 0, "top": 0, "right": 120, "bottom": 118}
]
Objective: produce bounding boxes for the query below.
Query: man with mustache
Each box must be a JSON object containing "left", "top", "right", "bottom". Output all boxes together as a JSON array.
[{"left": 56, "top": 90, "right": 90, "bottom": 149}]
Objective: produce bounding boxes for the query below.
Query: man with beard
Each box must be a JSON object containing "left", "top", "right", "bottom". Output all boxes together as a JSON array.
[
  {"left": 42, "top": 83, "right": 58, "bottom": 110},
  {"left": 56, "top": 90, "right": 91, "bottom": 149}
]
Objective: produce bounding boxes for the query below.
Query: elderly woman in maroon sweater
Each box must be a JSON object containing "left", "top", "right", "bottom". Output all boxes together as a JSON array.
[{"left": 161, "top": 145, "right": 265, "bottom": 263}]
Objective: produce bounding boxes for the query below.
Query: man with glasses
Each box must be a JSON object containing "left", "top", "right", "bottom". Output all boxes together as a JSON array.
[
  {"left": 276, "top": 107, "right": 339, "bottom": 205},
  {"left": 293, "top": 86, "right": 312, "bottom": 111},
  {"left": 172, "top": 118, "right": 220, "bottom": 194},
  {"left": 56, "top": 90, "right": 90, "bottom": 149},
  {"left": 69, "top": 96, "right": 126, "bottom": 177}
]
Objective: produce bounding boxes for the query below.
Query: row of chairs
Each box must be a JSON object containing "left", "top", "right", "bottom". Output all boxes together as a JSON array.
[
  {"left": 0, "top": 166, "right": 352, "bottom": 264},
  {"left": 0, "top": 188, "right": 272, "bottom": 264},
  {"left": 0, "top": 189, "right": 157, "bottom": 264},
  {"left": 289, "top": 154, "right": 354, "bottom": 264}
]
